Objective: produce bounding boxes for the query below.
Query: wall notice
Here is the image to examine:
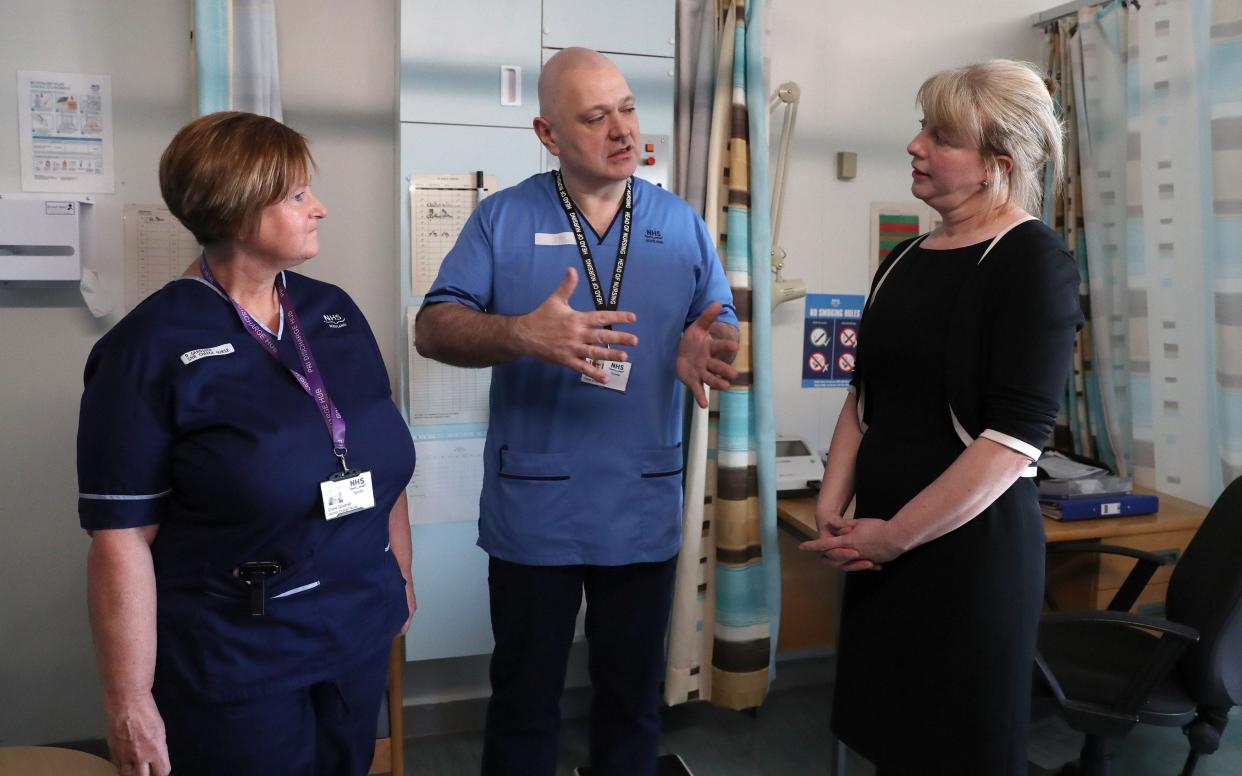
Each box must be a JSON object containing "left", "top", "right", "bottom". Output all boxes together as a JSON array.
[
  {"left": 801, "top": 293, "right": 864, "bottom": 388},
  {"left": 17, "top": 71, "right": 114, "bottom": 193}
]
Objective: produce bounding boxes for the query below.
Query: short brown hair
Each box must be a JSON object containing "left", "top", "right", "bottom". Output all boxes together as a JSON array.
[
  {"left": 159, "top": 111, "right": 316, "bottom": 245},
  {"left": 917, "top": 60, "right": 1063, "bottom": 215}
]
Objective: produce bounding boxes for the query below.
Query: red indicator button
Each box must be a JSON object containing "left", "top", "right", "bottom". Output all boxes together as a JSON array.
[
  {"left": 645, "top": 143, "right": 655, "bottom": 152},
  {"left": 645, "top": 157, "right": 656, "bottom": 166}
]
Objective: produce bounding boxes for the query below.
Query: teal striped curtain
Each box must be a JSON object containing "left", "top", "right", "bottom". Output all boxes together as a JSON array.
[
  {"left": 666, "top": 0, "right": 777, "bottom": 711},
  {"left": 1043, "top": 20, "right": 1125, "bottom": 473},
  {"left": 193, "top": 0, "right": 283, "bottom": 119}
]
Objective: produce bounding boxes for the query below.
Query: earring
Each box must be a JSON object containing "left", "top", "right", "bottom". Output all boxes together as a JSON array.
[{"left": 980, "top": 179, "right": 990, "bottom": 189}]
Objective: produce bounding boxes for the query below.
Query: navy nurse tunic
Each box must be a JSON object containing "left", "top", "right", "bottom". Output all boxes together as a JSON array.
[{"left": 77, "top": 272, "right": 414, "bottom": 701}]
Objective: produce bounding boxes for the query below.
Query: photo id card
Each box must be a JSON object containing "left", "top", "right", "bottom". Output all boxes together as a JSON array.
[
  {"left": 580, "top": 359, "right": 631, "bottom": 393},
  {"left": 320, "top": 469, "right": 375, "bottom": 520}
]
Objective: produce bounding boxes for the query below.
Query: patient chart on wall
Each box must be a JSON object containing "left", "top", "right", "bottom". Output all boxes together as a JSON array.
[
  {"left": 405, "top": 435, "right": 486, "bottom": 525},
  {"left": 124, "top": 205, "right": 201, "bottom": 310},
  {"left": 403, "top": 173, "right": 496, "bottom": 526},
  {"left": 409, "top": 173, "right": 497, "bottom": 296},
  {"left": 406, "top": 305, "right": 491, "bottom": 426}
]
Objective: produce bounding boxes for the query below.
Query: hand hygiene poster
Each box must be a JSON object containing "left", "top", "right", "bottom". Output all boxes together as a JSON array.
[
  {"left": 18, "top": 71, "right": 114, "bottom": 193},
  {"left": 802, "top": 293, "right": 864, "bottom": 388}
]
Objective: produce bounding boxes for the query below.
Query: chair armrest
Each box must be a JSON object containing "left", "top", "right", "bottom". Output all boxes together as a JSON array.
[
  {"left": 1041, "top": 609, "right": 1199, "bottom": 641},
  {"left": 1039, "top": 610, "right": 1199, "bottom": 718},
  {"left": 1045, "top": 542, "right": 1175, "bottom": 612},
  {"left": 1046, "top": 541, "right": 1172, "bottom": 564}
]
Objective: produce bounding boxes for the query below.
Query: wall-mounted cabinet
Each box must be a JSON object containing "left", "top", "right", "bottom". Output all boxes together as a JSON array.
[
  {"left": 540, "top": 0, "right": 675, "bottom": 58},
  {"left": 400, "top": 0, "right": 541, "bottom": 127}
]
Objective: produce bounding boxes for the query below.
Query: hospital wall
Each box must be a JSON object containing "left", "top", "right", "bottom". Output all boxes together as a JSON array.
[
  {"left": 766, "top": 1, "right": 1051, "bottom": 450},
  {"left": 0, "top": 0, "right": 1051, "bottom": 746}
]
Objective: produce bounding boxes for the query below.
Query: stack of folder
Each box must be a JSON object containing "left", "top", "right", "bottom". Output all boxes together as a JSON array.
[{"left": 1036, "top": 451, "right": 1159, "bottom": 521}]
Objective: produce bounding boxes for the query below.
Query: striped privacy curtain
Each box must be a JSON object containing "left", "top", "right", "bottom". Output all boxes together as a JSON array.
[
  {"left": 666, "top": 0, "right": 778, "bottom": 711},
  {"left": 193, "top": 0, "right": 283, "bottom": 119},
  {"left": 1043, "top": 21, "right": 1126, "bottom": 473},
  {"left": 1052, "top": 0, "right": 1242, "bottom": 502}
]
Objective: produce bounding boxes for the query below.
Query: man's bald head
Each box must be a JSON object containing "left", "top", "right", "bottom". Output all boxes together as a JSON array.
[
  {"left": 533, "top": 47, "right": 639, "bottom": 188},
  {"left": 538, "top": 47, "right": 621, "bottom": 120}
]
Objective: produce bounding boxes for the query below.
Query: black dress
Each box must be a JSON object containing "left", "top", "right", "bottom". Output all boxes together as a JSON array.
[{"left": 830, "top": 227, "right": 1080, "bottom": 775}]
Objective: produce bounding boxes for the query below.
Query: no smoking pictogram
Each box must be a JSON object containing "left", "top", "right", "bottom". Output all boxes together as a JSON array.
[
  {"left": 807, "top": 352, "right": 829, "bottom": 373},
  {"left": 837, "top": 352, "right": 855, "bottom": 373},
  {"left": 839, "top": 327, "right": 857, "bottom": 348}
]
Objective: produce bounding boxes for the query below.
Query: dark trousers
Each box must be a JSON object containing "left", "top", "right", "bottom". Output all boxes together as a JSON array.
[
  {"left": 157, "top": 647, "right": 390, "bottom": 776},
  {"left": 481, "top": 555, "right": 678, "bottom": 776}
]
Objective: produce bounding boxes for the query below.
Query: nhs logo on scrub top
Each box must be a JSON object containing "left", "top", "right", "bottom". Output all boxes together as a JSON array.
[{"left": 322, "top": 314, "right": 347, "bottom": 329}]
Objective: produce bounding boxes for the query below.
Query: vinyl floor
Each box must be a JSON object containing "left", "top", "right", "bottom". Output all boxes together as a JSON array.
[{"left": 404, "top": 678, "right": 1242, "bottom": 775}]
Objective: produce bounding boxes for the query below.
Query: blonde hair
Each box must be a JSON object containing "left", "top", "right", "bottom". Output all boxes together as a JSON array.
[
  {"left": 916, "top": 60, "right": 1062, "bottom": 215},
  {"left": 159, "top": 111, "right": 316, "bottom": 245}
]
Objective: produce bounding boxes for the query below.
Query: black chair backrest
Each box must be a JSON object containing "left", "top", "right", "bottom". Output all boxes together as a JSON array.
[{"left": 1165, "top": 476, "right": 1242, "bottom": 709}]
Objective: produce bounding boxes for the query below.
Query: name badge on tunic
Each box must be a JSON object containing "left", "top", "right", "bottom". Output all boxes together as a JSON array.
[
  {"left": 580, "top": 359, "right": 631, "bottom": 393},
  {"left": 320, "top": 470, "right": 375, "bottom": 520}
]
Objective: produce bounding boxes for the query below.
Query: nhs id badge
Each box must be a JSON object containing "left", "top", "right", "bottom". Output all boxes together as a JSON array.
[
  {"left": 320, "top": 469, "right": 375, "bottom": 520},
  {"left": 580, "top": 359, "right": 631, "bottom": 393}
]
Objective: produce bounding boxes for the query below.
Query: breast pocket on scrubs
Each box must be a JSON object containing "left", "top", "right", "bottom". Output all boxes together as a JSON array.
[
  {"left": 497, "top": 446, "right": 573, "bottom": 531},
  {"left": 193, "top": 556, "right": 333, "bottom": 692}
]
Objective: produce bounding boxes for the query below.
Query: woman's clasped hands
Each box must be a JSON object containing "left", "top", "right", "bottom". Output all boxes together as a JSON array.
[{"left": 798, "top": 510, "right": 908, "bottom": 572}]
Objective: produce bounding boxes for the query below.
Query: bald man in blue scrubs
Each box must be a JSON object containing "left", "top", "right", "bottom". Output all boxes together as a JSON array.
[{"left": 416, "top": 47, "right": 739, "bottom": 776}]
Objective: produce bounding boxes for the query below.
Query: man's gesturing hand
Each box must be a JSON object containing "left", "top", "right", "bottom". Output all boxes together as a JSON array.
[
  {"left": 514, "top": 266, "right": 638, "bottom": 383},
  {"left": 677, "top": 302, "right": 739, "bottom": 408}
]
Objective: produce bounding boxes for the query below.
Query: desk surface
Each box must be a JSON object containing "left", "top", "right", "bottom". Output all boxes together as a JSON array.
[{"left": 777, "top": 487, "right": 1210, "bottom": 543}]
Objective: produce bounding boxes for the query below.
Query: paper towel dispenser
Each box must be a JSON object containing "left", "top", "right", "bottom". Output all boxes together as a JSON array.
[{"left": 0, "top": 193, "right": 94, "bottom": 281}]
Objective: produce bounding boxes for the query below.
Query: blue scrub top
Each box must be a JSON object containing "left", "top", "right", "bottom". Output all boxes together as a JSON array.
[
  {"left": 78, "top": 272, "right": 414, "bottom": 701},
  {"left": 422, "top": 173, "right": 736, "bottom": 566}
]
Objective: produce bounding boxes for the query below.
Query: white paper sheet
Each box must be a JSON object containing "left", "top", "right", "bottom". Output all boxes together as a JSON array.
[
  {"left": 406, "top": 306, "right": 491, "bottom": 425},
  {"left": 405, "top": 436, "right": 485, "bottom": 525},
  {"left": 409, "top": 173, "right": 496, "bottom": 297},
  {"left": 124, "top": 205, "right": 201, "bottom": 310}
]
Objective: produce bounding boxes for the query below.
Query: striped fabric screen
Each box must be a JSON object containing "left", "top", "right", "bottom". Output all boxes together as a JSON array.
[
  {"left": 1043, "top": 19, "right": 1124, "bottom": 471},
  {"left": 1054, "top": 0, "right": 1242, "bottom": 503},
  {"left": 193, "top": 0, "right": 283, "bottom": 120},
  {"left": 666, "top": 0, "right": 778, "bottom": 711}
]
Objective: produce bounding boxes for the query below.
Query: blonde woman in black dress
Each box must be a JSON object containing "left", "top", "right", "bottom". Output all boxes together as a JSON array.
[{"left": 800, "top": 60, "right": 1083, "bottom": 774}]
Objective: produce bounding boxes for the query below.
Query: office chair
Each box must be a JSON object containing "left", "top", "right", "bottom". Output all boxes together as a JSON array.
[{"left": 1034, "top": 476, "right": 1242, "bottom": 776}]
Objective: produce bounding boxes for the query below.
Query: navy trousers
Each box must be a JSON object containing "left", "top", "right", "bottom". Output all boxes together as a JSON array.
[
  {"left": 157, "top": 646, "right": 390, "bottom": 776},
  {"left": 481, "top": 555, "right": 678, "bottom": 776}
]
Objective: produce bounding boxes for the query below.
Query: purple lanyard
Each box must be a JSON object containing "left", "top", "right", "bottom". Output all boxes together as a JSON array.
[{"left": 199, "top": 255, "right": 350, "bottom": 471}]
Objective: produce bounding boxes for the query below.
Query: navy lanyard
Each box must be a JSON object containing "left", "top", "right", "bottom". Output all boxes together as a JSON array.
[
  {"left": 199, "top": 256, "right": 350, "bottom": 470},
  {"left": 552, "top": 170, "right": 633, "bottom": 312}
]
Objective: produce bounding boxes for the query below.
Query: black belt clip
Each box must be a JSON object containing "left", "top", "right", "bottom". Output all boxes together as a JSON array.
[{"left": 234, "top": 561, "right": 282, "bottom": 617}]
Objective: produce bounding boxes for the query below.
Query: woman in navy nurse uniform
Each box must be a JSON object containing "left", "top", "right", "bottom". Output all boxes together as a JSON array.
[
  {"left": 77, "top": 112, "right": 416, "bottom": 776},
  {"left": 800, "top": 61, "right": 1083, "bottom": 774}
]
